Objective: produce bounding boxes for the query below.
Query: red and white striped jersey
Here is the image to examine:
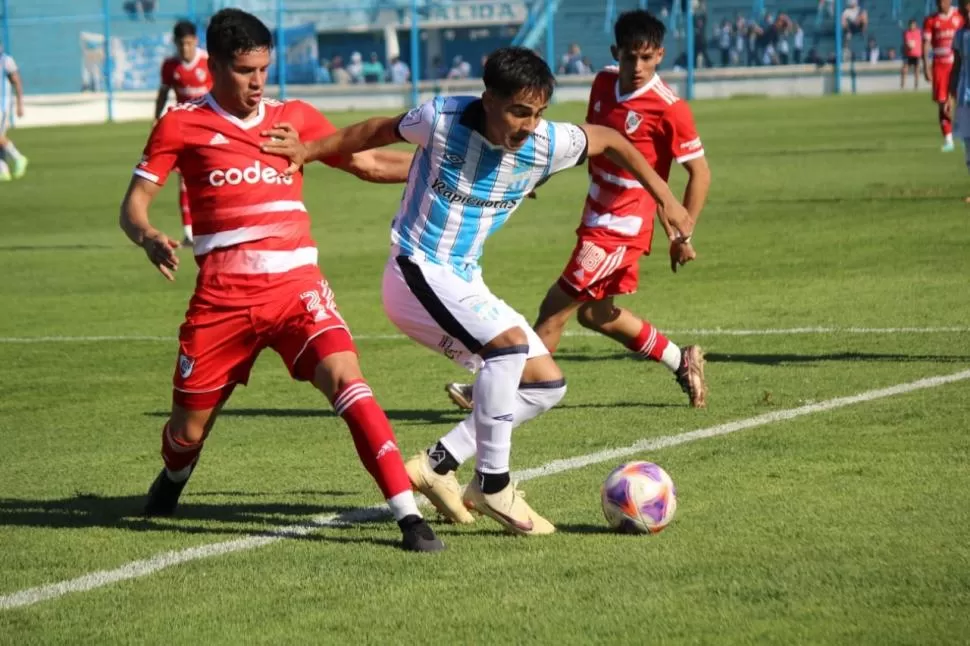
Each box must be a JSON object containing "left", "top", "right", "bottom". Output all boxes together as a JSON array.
[
  {"left": 135, "top": 95, "right": 338, "bottom": 306},
  {"left": 580, "top": 68, "right": 703, "bottom": 249},
  {"left": 160, "top": 51, "right": 212, "bottom": 103},
  {"left": 923, "top": 8, "right": 964, "bottom": 65}
]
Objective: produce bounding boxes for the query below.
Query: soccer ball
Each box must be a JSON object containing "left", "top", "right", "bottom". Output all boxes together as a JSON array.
[{"left": 601, "top": 461, "right": 677, "bottom": 534}]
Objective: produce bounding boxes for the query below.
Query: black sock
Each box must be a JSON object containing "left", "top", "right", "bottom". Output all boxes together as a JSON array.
[
  {"left": 478, "top": 470, "right": 510, "bottom": 495},
  {"left": 427, "top": 442, "right": 459, "bottom": 475},
  {"left": 397, "top": 514, "right": 423, "bottom": 530}
]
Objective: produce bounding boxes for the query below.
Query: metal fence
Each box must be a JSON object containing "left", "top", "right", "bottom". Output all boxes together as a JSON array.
[{"left": 0, "top": 0, "right": 928, "bottom": 122}]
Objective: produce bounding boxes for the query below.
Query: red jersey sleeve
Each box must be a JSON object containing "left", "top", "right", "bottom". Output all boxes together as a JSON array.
[
  {"left": 134, "top": 111, "right": 183, "bottom": 185},
  {"left": 663, "top": 101, "right": 704, "bottom": 164},
  {"left": 291, "top": 100, "right": 341, "bottom": 168},
  {"left": 160, "top": 59, "right": 175, "bottom": 87},
  {"left": 923, "top": 16, "right": 934, "bottom": 41}
]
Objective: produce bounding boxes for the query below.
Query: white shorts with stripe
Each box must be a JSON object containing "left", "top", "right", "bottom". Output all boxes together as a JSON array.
[{"left": 381, "top": 253, "right": 549, "bottom": 373}]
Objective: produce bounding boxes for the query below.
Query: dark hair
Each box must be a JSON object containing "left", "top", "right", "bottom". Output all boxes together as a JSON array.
[
  {"left": 482, "top": 47, "right": 556, "bottom": 100},
  {"left": 206, "top": 8, "right": 273, "bottom": 65},
  {"left": 173, "top": 20, "right": 197, "bottom": 41},
  {"left": 614, "top": 10, "right": 666, "bottom": 51}
]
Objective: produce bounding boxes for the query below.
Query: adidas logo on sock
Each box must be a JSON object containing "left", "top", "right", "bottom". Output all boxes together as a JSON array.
[
  {"left": 376, "top": 440, "right": 399, "bottom": 461},
  {"left": 209, "top": 133, "right": 230, "bottom": 146}
]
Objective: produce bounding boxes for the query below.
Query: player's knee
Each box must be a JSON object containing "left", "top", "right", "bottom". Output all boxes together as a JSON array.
[
  {"left": 168, "top": 412, "right": 208, "bottom": 445},
  {"left": 576, "top": 302, "right": 617, "bottom": 331}
]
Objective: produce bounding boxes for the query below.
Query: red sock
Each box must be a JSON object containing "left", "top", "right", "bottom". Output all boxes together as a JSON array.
[
  {"left": 161, "top": 422, "right": 202, "bottom": 472},
  {"left": 179, "top": 177, "right": 192, "bottom": 227},
  {"left": 332, "top": 380, "right": 410, "bottom": 500},
  {"left": 940, "top": 105, "right": 953, "bottom": 136},
  {"left": 627, "top": 321, "right": 670, "bottom": 362}
]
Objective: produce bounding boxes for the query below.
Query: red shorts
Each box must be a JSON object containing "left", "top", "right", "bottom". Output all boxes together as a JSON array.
[
  {"left": 172, "top": 276, "right": 356, "bottom": 410},
  {"left": 932, "top": 63, "right": 953, "bottom": 103},
  {"left": 557, "top": 238, "right": 645, "bottom": 302}
]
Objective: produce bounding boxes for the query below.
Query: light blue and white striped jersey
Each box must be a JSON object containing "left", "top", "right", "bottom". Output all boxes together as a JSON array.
[
  {"left": 0, "top": 53, "right": 16, "bottom": 116},
  {"left": 392, "top": 96, "right": 588, "bottom": 277},
  {"left": 955, "top": 28, "right": 970, "bottom": 106}
]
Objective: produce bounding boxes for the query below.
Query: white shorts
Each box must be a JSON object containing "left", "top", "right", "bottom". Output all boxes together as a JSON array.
[
  {"left": 955, "top": 105, "right": 970, "bottom": 140},
  {"left": 381, "top": 254, "right": 549, "bottom": 373}
]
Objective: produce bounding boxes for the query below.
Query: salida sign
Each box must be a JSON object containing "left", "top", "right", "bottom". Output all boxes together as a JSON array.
[{"left": 397, "top": 1, "right": 527, "bottom": 26}]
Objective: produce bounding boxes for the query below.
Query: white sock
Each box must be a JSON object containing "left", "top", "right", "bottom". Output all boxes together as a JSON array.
[
  {"left": 2, "top": 141, "right": 22, "bottom": 162},
  {"left": 945, "top": 133, "right": 954, "bottom": 145},
  {"left": 386, "top": 490, "right": 421, "bottom": 521},
  {"left": 0, "top": 160, "right": 8, "bottom": 175},
  {"left": 182, "top": 224, "right": 194, "bottom": 241},
  {"left": 439, "top": 379, "right": 567, "bottom": 465},
  {"left": 165, "top": 464, "right": 194, "bottom": 483},
  {"left": 660, "top": 342, "right": 682, "bottom": 372},
  {"left": 472, "top": 346, "right": 528, "bottom": 474}
]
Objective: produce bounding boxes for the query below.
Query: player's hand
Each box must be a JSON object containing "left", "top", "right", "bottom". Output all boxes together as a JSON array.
[
  {"left": 924, "top": 69, "right": 932, "bottom": 83},
  {"left": 15, "top": 103, "right": 24, "bottom": 119},
  {"left": 260, "top": 123, "right": 306, "bottom": 176},
  {"left": 142, "top": 232, "right": 180, "bottom": 281},
  {"left": 659, "top": 200, "right": 692, "bottom": 240},
  {"left": 526, "top": 190, "right": 538, "bottom": 199},
  {"left": 669, "top": 239, "right": 697, "bottom": 274}
]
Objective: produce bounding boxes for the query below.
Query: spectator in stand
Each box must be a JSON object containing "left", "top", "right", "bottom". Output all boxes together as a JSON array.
[
  {"left": 842, "top": 0, "right": 868, "bottom": 41},
  {"left": 429, "top": 55, "right": 448, "bottom": 80},
  {"left": 559, "top": 43, "right": 587, "bottom": 74},
  {"left": 901, "top": 19, "right": 922, "bottom": 89},
  {"left": 734, "top": 14, "right": 749, "bottom": 65},
  {"left": 389, "top": 56, "right": 410, "bottom": 84},
  {"left": 718, "top": 20, "right": 733, "bottom": 67},
  {"left": 693, "top": 13, "right": 710, "bottom": 68},
  {"left": 866, "top": 37, "right": 880, "bottom": 63},
  {"left": 330, "top": 55, "right": 352, "bottom": 85},
  {"left": 362, "top": 52, "right": 385, "bottom": 83},
  {"left": 886, "top": 47, "right": 898, "bottom": 61},
  {"left": 447, "top": 55, "right": 471, "bottom": 79},
  {"left": 316, "top": 58, "right": 333, "bottom": 84},
  {"left": 347, "top": 51, "right": 364, "bottom": 83},
  {"left": 793, "top": 22, "right": 805, "bottom": 63}
]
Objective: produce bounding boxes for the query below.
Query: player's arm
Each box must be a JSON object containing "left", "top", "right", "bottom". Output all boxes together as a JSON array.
[
  {"left": 153, "top": 85, "right": 171, "bottom": 122},
  {"left": 922, "top": 25, "right": 933, "bottom": 81},
  {"left": 581, "top": 124, "right": 692, "bottom": 239},
  {"left": 327, "top": 148, "right": 414, "bottom": 183},
  {"left": 8, "top": 69, "right": 24, "bottom": 117},
  {"left": 120, "top": 177, "right": 181, "bottom": 280}
]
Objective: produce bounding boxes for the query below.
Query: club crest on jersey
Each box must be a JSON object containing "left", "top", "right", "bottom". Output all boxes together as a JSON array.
[
  {"left": 178, "top": 354, "right": 195, "bottom": 379},
  {"left": 625, "top": 111, "right": 643, "bottom": 135},
  {"left": 195, "top": 68, "right": 206, "bottom": 81},
  {"left": 443, "top": 152, "right": 465, "bottom": 165},
  {"left": 593, "top": 100, "right": 601, "bottom": 113}
]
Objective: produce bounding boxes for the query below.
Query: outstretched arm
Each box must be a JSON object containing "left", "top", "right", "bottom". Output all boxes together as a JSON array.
[
  {"left": 153, "top": 85, "right": 170, "bottom": 122},
  {"left": 9, "top": 70, "right": 24, "bottom": 118},
  {"left": 328, "top": 148, "right": 414, "bottom": 183},
  {"left": 581, "top": 124, "right": 692, "bottom": 239}
]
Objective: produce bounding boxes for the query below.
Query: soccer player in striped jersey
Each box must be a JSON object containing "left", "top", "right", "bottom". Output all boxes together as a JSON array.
[
  {"left": 0, "top": 43, "right": 27, "bottom": 181},
  {"left": 263, "top": 47, "right": 691, "bottom": 535},
  {"left": 948, "top": 0, "right": 970, "bottom": 198},
  {"left": 446, "top": 11, "right": 710, "bottom": 412},
  {"left": 121, "top": 8, "right": 443, "bottom": 552}
]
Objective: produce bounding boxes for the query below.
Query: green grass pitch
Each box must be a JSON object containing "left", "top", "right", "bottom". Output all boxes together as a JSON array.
[{"left": 1, "top": 91, "right": 969, "bottom": 644}]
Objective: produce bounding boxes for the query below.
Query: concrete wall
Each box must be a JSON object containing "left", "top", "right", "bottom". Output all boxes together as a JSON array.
[{"left": 12, "top": 61, "right": 909, "bottom": 129}]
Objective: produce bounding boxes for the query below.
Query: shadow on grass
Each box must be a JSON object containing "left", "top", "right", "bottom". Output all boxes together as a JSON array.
[{"left": 555, "top": 351, "right": 970, "bottom": 365}]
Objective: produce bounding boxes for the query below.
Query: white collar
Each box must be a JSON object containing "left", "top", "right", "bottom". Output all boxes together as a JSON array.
[
  {"left": 205, "top": 94, "right": 265, "bottom": 131},
  {"left": 179, "top": 50, "right": 203, "bottom": 68},
  {"left": 615, "top": 74, "right": 660, "bottom": 104}
]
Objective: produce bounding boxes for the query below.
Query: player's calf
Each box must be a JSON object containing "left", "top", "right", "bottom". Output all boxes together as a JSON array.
[{"left": 145, "top": 420, "right": 205, "bottom": 516}]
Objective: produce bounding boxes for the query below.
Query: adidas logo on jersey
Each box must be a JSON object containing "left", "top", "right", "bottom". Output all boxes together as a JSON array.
[
  {"left": 208, "top": 160, "right": 294, "bottom": 187},
  {"left": 209, "top": 133, "right": 230, "bottom": 145}
]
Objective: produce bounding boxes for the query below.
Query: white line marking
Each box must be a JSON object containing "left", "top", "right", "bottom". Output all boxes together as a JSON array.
[
  {"left": 2, "top": 368, "right": 969, "bottom": 611},
  {"left": 1, "top": 327, "right": 967, "bottom": 344}
]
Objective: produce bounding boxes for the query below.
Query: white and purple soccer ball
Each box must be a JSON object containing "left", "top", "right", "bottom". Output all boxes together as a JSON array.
[{"left": 601, "top": 461, "right": 677, "bottom": 534}]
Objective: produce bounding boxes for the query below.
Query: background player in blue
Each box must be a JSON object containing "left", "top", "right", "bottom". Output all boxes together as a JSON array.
[
  {"left": 948, "top": 0, "right": 970, "bottom": 201},
  {"left": 263, "top": 47, "right": 691, "bottom": 536}
]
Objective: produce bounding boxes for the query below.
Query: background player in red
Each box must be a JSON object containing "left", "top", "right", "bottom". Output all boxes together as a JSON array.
[
  {"left": 902, "top": 19, "right": 923, "bottom": 90},
  {"left": 923, "top": 0, "right": 965, "bottom": 152},
  {"left": 121, "top": 8, "right": 443, "bottom": 552},
  {"left": 445, "top": 11, "right": 710, "bottom": 412},
  {"left": 154, "top": 20, "right": 213, "bottom": 245}
]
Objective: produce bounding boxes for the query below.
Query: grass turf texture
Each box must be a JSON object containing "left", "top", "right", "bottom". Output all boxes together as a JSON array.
[{"left": 1, "top": 91, "right": 969, "bottom": 644}]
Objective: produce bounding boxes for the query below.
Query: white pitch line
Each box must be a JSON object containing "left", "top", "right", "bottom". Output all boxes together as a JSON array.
[
  {"left": 1, "top": 326, "right": 968, "bottom": 344},
  {"left": 2, "top": 368, "right": 968, "bottom": 611}
]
